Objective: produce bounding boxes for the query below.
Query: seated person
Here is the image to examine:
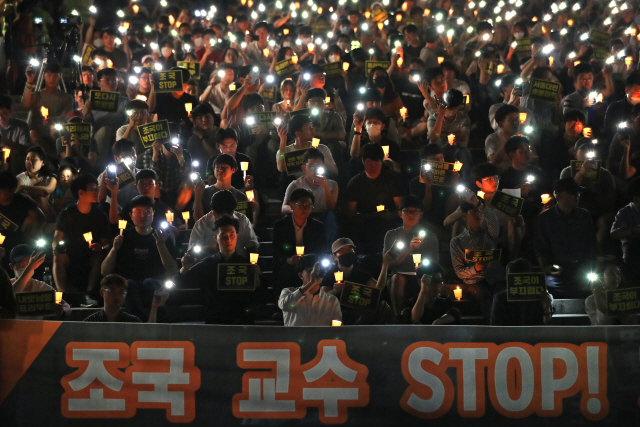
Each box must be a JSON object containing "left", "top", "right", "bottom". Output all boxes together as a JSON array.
[
  {"left": 536, "top": 109, "right": 585, "bottom": 181},
  {"left": 408, "top": 144, "right": 460, "bottom": 236},
  {"left": 350, "top": 107, "right": 401, "bottom": 176},
  {"left": 490, "top": 258, "right": 553, "bottom": 326},
  {"left": 126, "top": 67, "right": 151, "bottom": 100},
  {"left": 273, "top": 188, "right": 327, "bottom": 290},
  {"left": 84, "top": 274, "right": 167, "bottom": 323},
  {"left": 149, "top": 66, "right": 199, "bottom": 126},
  {"left": 116, "top": 100, "right": 153, "bottom": 169},
  {"left": 109, "top": 169, "right": 173, "bottom": 231},
  {"left": 607, "top": 103, "right": 640, "bottom": 176},
  {"left": 561, "top": 63, "right": 594, "bottom": 120},
  {"left": 194, "top": 154, "right": 256, "bottom": 223},
  {"left": 488, "top": 75, "right": 535, "bottom": 130},
  {"left": 347, "top": 88, "right": 401, "bottom": 145},
  {"left": 16, "top": 146, "right": 57, "bottom": 219},
  {"left": 0, "top": 171, "right": 45, "bottom": 271},
  {"left": 53, "top": 174, "right": 111, "bottom": 296},
  {"left": 189, "top": 189, "right": 258, "bottom": 259},
  {"left": 401, "top": 261, "right": 461, "bottom": 325},
  {"left": 187, "top": 103, "right": 219, "bottom": 176},
  {"left": 206, "top": 128, "right": 255, "bottom": 190},
  {"left": 101, "top": 196, "right": 178, "bottom": 320},
  {"left": 345, "top": 143, "right": 403, "bottom": 254},
  {"left": 319, "top": 237, "right": 393, "bottom": 325},
  {"left": 50, "top": 164, "right": 77, "bottom": 213},
  {"left": 282, "top": 148, "right": 338, "bottom": 215},
  {"left": 560, "top": 138, "right": 615, "bottom": 253},
  {"left": 533, "top": 177, "right": 597, "bottom": 299},
  {"left": 305, "top": 88, "right": 346, "bottom": 164},
  {"left": 278, "top": 255, "right": 342, "bottom": 326},
  {"left": 56, "top": 113, "right": 98, "bottom": 173},
  {"left": 586, "top": 260, "right": 638, "bottom": 325},
  {"left": 98, "top": 138, "right": 140, "bottom": 210},
  {"left": 177, "top": 215, "right": 261, "bottom": 324},
  {"left": 0, "top": 94, "right": 32, "bottom": 176},
  {"left": 450, "top": 196, "right": 501, "bottom": 323},
  {"left": 385, "top": 195, "right": 440, "bottom": 316},
  {"left": 610, "top": 177, "right": 640, "bottom": 281},
  {"left": 485, "top": 104, "right": 521, "bottom": 172}
]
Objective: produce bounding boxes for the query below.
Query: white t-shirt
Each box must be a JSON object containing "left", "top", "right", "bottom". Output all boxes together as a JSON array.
[
  {"left": 188, "top": 211, "right": 259, "bottom": 257},
  {"left": 278, "top": 287, "right": 342, "bottom": 326},
  {"left": 276, "top": 143, "right": 337, "bottom": 176},
  {"left": 283, "top": 176, "right": 338, "bottom": 213}
]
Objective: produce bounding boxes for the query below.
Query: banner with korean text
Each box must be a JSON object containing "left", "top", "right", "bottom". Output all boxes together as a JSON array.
[{"left": 2, "top": 321, "right": 640, "bottom": 425}]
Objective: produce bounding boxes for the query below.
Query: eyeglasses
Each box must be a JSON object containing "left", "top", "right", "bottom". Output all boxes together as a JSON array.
[
  {"left": 103, "top": 288, "right": 127, "bottom": 297},
  {"left": 137, "top": 182, "right": 155, "bottom": 188},
  {"left": 482, "top": 176, "right": 500, "bottom": 182},
  {"left": 294, "top": 203, "right": 314, "bottom": 210},
  {"left": 401, "top": 209, "right": 422, "bottom": 215},
  {"left": 132, "top": 209, "right": 153, "bottom": 216},
  {"left": 100, "top": 79, "right": 118, "bottom": 84}
]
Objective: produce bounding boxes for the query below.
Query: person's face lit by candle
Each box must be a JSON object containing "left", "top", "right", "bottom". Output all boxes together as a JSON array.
[
  {"left": 214, "top": 224, "right": 237, "bottom": 255},
  {"left": 217, "top": 137, "right": 238, "bottom": 158}
]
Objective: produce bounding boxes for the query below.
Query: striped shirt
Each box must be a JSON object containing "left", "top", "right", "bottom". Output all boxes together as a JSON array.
[
  {"left": 84, "top": 310, "right": 142, "bottom": 323},
  {"left": 450, "top": 206, "right": 500, "bottom": 284}
]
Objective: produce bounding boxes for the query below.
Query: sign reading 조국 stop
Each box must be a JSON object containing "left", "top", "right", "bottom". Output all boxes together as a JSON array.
[
  {"left": 177, "top": 61, "right": 200, "bottom": 79},
  {"left": 217, "top": 263, "right": 256, "bottom": 291},
  {"left": 491, "top": 190, "right": 524, "bottom": 217},
  {"left": 339, "top": 282, "right": 382, "bottom": 312},
  {"left": 152, "top": 70, "right": 183, "bottom": 93},
  {"left": 464, "top": 249, "right": 502, "bottom": 262}
]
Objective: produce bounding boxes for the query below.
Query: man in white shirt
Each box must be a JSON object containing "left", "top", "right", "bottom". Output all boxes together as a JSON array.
[
  {"left": 282, "top": 148, "right": 338, "bottom": 214},
  {"left": 279, "top": 255, "right": 342, "bottom": 326}
]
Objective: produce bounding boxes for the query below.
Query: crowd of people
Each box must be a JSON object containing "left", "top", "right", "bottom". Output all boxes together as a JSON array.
[{"left": 1, "top": 0, "right": 640, "bottom": 326}]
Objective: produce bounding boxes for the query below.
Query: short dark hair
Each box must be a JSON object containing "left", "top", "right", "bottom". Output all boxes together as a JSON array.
[
  {"left": 193, "top": 103, "right": 214, "bottom": 119},
  {"left": 213, "top": 153, "right": 238, "bottom": 169},
  {"left": 504, "top": 135, "right": 530, "bottom": 155},
  {"left": 96, "top": 68, "right": 117, "bottom": 80},
  {"left": 129, "top": 195, "right": 154, "bottom": 211},
  {"left": 495, "top": 104, "right": 520, "bottom": 125},
  {"left": 419, "top": 143, "right": 443, "bottom": 159},
  {"left": 506, "top": 258, "right": 532, "bottom": 274},
  {"left": 112, "top": 139, "right": 135, "bottom": 157},
  {"left": 573, "top": 63, "right": 594, "bottom": 80},
  {"left": 424, "top": 67, "right": 444, "bottom": 85},
  {"left": 126, "top": 100, "right": 149, "bottom": 110},
  {"left": 0, "top": 95, "right": 11, "bottom": 110},
  {"left": 399, "top": 195, "right": 422, "bottom": 211},
  {"left": 210, "top": 190, "right": 237, "bottom": 214},
  {"left": 403, "top": 24, "right": 419, "bottom": 34},
  {"left": 101, "top": 274, "right": 128, "bottom": 290},
  {"left": 364, "top": 107, "right": 386, "bottom": 123},
  {"left": 255, "top": 21, "right": 270, "bottom": 32},
  {"left": 70, "top": 173, "right": 98, "bottom": 199},
  {"left": 563, "top": 109, "right": 586, "bottom": 124},
  {"left": 415, "top": 260, "right": 444, "bottom": 278},
  {"left": 213, "top": 215, "right": 240, "bottom": 233},
  {"left": 360, "top": 143, "right": 384, "bottom": 162},
  {"left": 305, "top": 88, "right": 326, "bottom": 102},
  {"left": 241, "top": 93, "right": 264, "bottom": 111},
  {"left": 215, "top": 128, "right": 238, "bottom": 144},
  {"left": 170, "top": 66, "right": 191, "bottom": 83},
  {"left": 472, "top": 162, "right": 499, "bottom": 182},
  {"left": 288, "top": 114, "right": 312, "bottom": 136},
  {"left": 43, "top": 61, "right": 61, "bottom": 74},
  {"left": 135, "top": 169, "right": 158, "bottom": 184},
  {"left": 290, "top": 188, "right": 315, "bottom": 204},
  {"left": 459, "top": 200, "right": 478, "bottom": 213},
  {"left": 297, "top": 254, "right": 321, "bottom": 273},
  {"left": 625, "top": 71, "right": 640, "bottom": 88},
  {"left": 0, "top": 170, "right": 17, "bottom": 190},
  {"left": 361, "top": 88, "right": 382, "bottom": 103},
  {"left": 303, "top": 148, "right": 325, "bottom": 163}
]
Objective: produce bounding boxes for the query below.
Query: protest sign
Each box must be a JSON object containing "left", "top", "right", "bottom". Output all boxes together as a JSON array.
[
  {"left": 340, "top": 282, "right": 382, "bottom": 312},
  {"left": 491, "top": 190, "right": 524, "bottom": 217},
  {"left": 217, "top": 263, "right": 256, "bottom": 291},
  {"left": 137, "top": 120, "right": 171, "bottom": 149},
  {"left": 89, "top": 90, "right": 120, "bottom": 112},
  {"left": 506, "top": 273, "right": 547, "bottom": 302}
]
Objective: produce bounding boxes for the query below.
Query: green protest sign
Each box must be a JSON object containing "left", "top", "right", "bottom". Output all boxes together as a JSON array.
[
  {"left": 371, "top": 6, "right": 388, "bottom": 23},
  {"left": 63, "top": 123, "right": 92, "bottom": 145},
  {"left": 235, "top": 201, "right": 253, "bottom": 219},
  {"left": 248, "top": 111, "right": 278, "bottom": 129},
  {"left": 283, "top": 148, "right": 309, "bottom": 175},
  {"left": 320, "top": 61, "right": 343, "bottom": 77},
  {"left": 606, "top": 287, "right": 640, "bottom": 316},
  {"left": 589, "top": 30, "right": 610, "bottom": 48},
  {"left": 0, "top": 212, "right": 19, "bottom": 232},
  {"left": 137, "top": 120, "right": 171, "bottom": 149},
  {"left": 275, "top": 58, "right": 298, "bottom": 77},
  {"left": 529, "top": 79, "right": 561, "bottom": 103},
  {"left": 16, "top": 290, "right": 55, "bottom": 316},
  {"left": 420, "top": 160, "right": 456, "bottom": 187},
  {"left": 571, "top": 160, "right": 601, "bottom": 181},
  {"left": 365, "top": 61, "right": 391, "bottom": 76},
  {"left": 90, "top": 90, "right": 120, "bottom": 112},
  {"left": 177, "top": 61, "right": 201, "bottom": 79},
  {"left": 491, "top": 190, "right": 524, "bottom": 217},
  {"left": 115, "top": 161, "right": 135, "bottom": 188},
  {"left": 152, "top": 70, "right": 184, "bottom": 93},
  {"left": 515, "top": 38, "right": 531, "bottom": 56},
  {"left": 260, "top": 86, "right": 279, "bottom": 103},
  {"left": 506, "top": 273, "right": 547, "bottom": 302},
  {"left": 217, "top": 263, "right": 256, "bottom": 291},
  {"left": 81, "top": 44, "right": 96, "bottom": 64},
  {"left": 339, "top": 282, "right": 382, "bottom": 312}
]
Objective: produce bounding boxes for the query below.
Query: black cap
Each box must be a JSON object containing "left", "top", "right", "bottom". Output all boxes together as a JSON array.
[
  {"left": 574, "top": 137, "right": 594, "bottom": 152},
  {"left": 554, "top": 177, "right": 585, "bottom": 194}
]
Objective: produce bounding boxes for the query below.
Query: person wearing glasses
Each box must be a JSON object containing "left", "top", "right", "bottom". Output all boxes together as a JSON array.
[
  {"left": 53, "top": 174, "right": 111, "bottom": 303},
  {"left": 101, "top": 196, "right": 177, "bottom": 321},
  {"left": 561, "top": 63, "right": 596, "bottom": 123},
  {"left": 273, "top": 188, "right": 327, "bottom": 291},
  {"left": 385, "top": 195, "right": 439, "bottom": 317}
]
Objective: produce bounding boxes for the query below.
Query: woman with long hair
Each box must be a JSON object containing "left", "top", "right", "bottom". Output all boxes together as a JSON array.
[
  {"left": 365, "top": 67, "right": 404, "bottom": 120},
  {"left": 16, "top": 146, "right": 57, "bottom": 218}
]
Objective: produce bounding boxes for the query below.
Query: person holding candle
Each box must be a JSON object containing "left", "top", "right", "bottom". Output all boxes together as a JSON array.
[
  {"left": 401, "top": 261, "right": 460, "bottom": 325},
  {"left": 98, "top": 138, "right": 139, "bottom": 211},
  {"left": 272, "top": 79, "right": 297, "bottom": 115},
  {"left": 207, "top": 128, "right": 255, "bottom": 191},
  {"left": 187, "top": 104, "right": 219, "bottom": 176},
  {"left": 562, "top": 63, "right": 613, "bottom": 130},
  {"left": 440, "top": 61, "right": 471, "bottom": 111},
  {"left": 304, "top": 88, "right": 347, "bottom": 166},
  {"left": 148, "top": 67, "right": 199, "bottom": 128},
  {"left": 347, "top": 89, "right": 402, "bottom": 145},
  {"left": 488, "top": 75, "right": 535, "bottom": 131},
  {"left": 177, "top": 215, "right": 261, "bottom": 325},
  {"left": 384, "top": 196, "right": 440, "bottom": 317},
  {"left": 0, "top": 95, "right": 31, "bottom": 176},
  {"left": 350, "top": 107, "right": 401, "bottom": 176},
  {"left": 116, "top": 100, "right": 152, "bottom": 168},
  {"left": 53, "top": 174, "right": 111, "bottom": 302},
  {"left": 485, "top": 104, "right": 521, "bottom": 172},
  {"left": 273, "top": 188, "right": 327, "bottom": 290},
  {"left": 126, "top": 68, "right": 152, "bottom": 101},
  {"left": 22, "top": 61, "right": 73, "bottom": 156},
  {"left": 278, "top": 255, "right": 342, "bottom": 327},
  {"left": 101, "top": 196, "right": 177, "bottom": 321}
]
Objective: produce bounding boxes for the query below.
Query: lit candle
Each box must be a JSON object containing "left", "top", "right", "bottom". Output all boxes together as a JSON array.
[
  {"left": 169, "top": 15, "right": 175, "bottom": 25},
  {"left": 283, "top": 28, "right": 289, "bottom": 35},
  {"left": 402, "top": 2, "right": 408, "bottom": 11},
  {"left": 477, "top": 191, "right": 485, "bottom": 199},
  {"left": 132, "top": 4, "right": 139, "bottom": 13},
  {"left": 229, "top": 83, "right": 236, "bottom": 91},
  {"left": 334, "top": 271, "right": 343, "bottom": 283},
  {"left": 541, "top": 194, "right": 551, "bottom": 204},
  {"left": 246, "top": 190, "right": 255, "bottom": 201},
  {"left": 382, "top": 145, "right": 389, "bottom": 158},
  {"left": 40, "top": 107, "right": 48, "bottom": 119},
  {"left": 291, "top": 55, "right": 298, "bottom": 64},
  {"left": 447, "top": 134, "right": 455, "bottom": 145},
  {"left": 342, "top": 62, "right": 349, "bottom": 71},
  {"left": 226, "top": 16, "right": 232, "bottom": 23},
  {"left": 296, "top": 246, "right": 304, "bottom": 256},
  {"left": 55, "top": 291, "right": 63, "bottom": 304},
  {"left": 325, "top": 97, "right": 331, "bottom": 104},
  {"left": 400, "top": 107, "right": 407, "bottom": 119},
  {"left": 307, "top": 43, "right": 315, "bottom": 52},
  {"left": 2, "top": 148, "right": 10, "bottom": 161},
  {"left": 519, "top": 112, "right": 527, "bottom": 124},
  {"left": 437, "top": 57, "right": 444, "bottom": 64},
  {"left": 376, "top": 205, "right": 385, "bottom": 212},
  {"left": 107, "top": 59, "right": 113, "bottom": 68},
  {"left": 166, "top": 211, "right": 174, "bottom": 223},
  {"left": 185, "top": 103, "right": 192, "bottom": 114},
  {"left": 596, "top": 93, "right": 603, "bottom": 103},
  {"left": 397, "top": 57, "right": 403, "bottom": 67},
  {"left": 583, "top": 127, "right": 592, "bottom": 138},
  {"left": 448, "top": 35, "right": 453, "bottom": 43},
  {"left": 241, "top": 161, "right": 249, "bottom": 178},
  {"left": 453, "top": 161, "right": 462, "bottom": 172},
  {"left": 83, "top": 232, "right": 93, "bottom": 246},
  {"left": 549, "top": 56, "right": 554, "bottom": 66},
  {"left": 626, "top": 56, "right": 633, "bottom": 66},
  {"left": 396, "top": 14, "right": 402, "bottom": 22},
  {"left": 365, "top": 10, "right": 371, "bottom": 18},
  {"left": 0, "top": 234, "right": 5, "bottom": 245},
  {"left": 263, "top": 48, "right": 270, "bottom": 57},
  {"left": 574, "top": 61, "right": 581, "bottom": 67},
  {"left": 567, "top": 19, "right": 573, "bottom": 26},
  {"left": 250, "top": 253, "right": 259, "bottom": 264},
  {"left": 332, "top": 319, "right": 342, "bottom": 326},
  {"left": 497, "top": 64, "right": 504, "bottom": 74},
  {"left": 412, "top": 254, "right": 421, "bottom": 268},
  {"left": 118, "top": 220, "right": 127, "bottom": 235},
  {"left": 378, "top": 22, "right": 384, "bottom": 30},
  {"left": 311, "top": 138, "right": 320, "bottom": 148},
  {"left": 453, "top": 286, "right": 462, "bottom": 301},
  {"left": 182, "top": 211, "right": 190, "bottom": 221}
]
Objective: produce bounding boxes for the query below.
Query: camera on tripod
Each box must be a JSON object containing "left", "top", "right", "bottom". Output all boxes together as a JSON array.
[{"left": 59, "top": 15, "right": 82, "bottom": 26}]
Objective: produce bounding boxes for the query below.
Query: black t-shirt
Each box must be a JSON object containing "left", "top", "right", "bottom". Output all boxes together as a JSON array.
[
  {"left": 408, "top": 176, "right": 453, "bottom": 227},
  {"left": 499, "top": 165, "right": 552, "bottom": 198},
  {"left": 105, "top": 48, "right": 129, "bottom": 70},
  {"left": 403, "top": 42, "right": 425, "bottom": 62},
  {"left": 345, "top": 169, "right": 403, "bottom": 214},
  {"left": 154, "top": 92, "right": 199, "bottom": 124},
  {"left": 56, "top": 204, "right": 110, "bottom": 256},
  {"left": 401, "top": 295, "right": 459, "bottom": 325},
  {"left": 116, "top": 228, "right": 176, "bottom": 282},
  {"left": 120, "top": 199, "right": 174, "bottom": 230},
  {"left": 536, "top": 132, "right": 575, "bottom": 181},
  {"left": 393, "top": 77, "right": 425, "bottom": 121},
  {"left": 0, "top": 193, "right": 37, "bottom": 250},
  {"left": 206, "top": 152, "right": 254, "bottom": 189}
]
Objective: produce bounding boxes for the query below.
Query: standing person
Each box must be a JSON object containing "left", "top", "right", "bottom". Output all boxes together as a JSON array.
[
  {"left": 278, "top": 255, "right": 342, "bottom": 326},
  {"left": 176, "top": 215, "right": 261, "bottom": 324}
]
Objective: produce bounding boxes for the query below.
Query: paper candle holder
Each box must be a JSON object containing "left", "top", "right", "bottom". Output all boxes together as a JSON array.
[
  {"left": 296, "top": 246, "right": 304, "bottom": 256},
  {"left": 447, "top": 134, "right": 455, "bottom": 145},
  {"left": 453, "top": 161, "right": 463, "bottom": 172},
  {"left": 376, "top": 205, "right": 385, "bottom": 212},
  {"left": 453, "top": 286, "right": 462, "bottom": 301},
  {"left": 182, "top": 211, "right": 190, "bottom": 221},
  {"left": 541, "top": 194, "right": 551, "bottom": 204},
  {"left": 250, "top": 253, "right": 259, "bottom": 264},
  {"left": 246, "top": 190, "right": 255, "bottom": 201},
  {"left": 311, "top": 138, "right": 320, "bottom": 148},
  {"left": 334, "top": 271, "right": 343, "bottom": 283},
  {"left": 332, "top": 319, "right": 342, "bottom": 326},
  {"left": 165, "top": 212, "right": 174, "bottom": 223}
]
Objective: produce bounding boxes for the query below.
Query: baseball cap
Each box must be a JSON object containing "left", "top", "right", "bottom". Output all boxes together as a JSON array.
[
  {"left": 10, "top": 244, "right": 32, "bottom": 263},
  {"left": 553, "top": 177, "right": 585, "bottom": 194},
  {"left": 574, "top": 137, "right": 595, "bottom": 152},
  {"left": 331, "top": 238, "right": 355, "bottom": 254}
]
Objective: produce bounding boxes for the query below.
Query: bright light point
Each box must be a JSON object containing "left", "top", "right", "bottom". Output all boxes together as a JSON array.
[
  {"left": 422, "top": 259, "right": 430, "bottom": 266},
  {"left": 588, "top": 272, "right": 598, "bottom": 282},
  {"left": 190, "top": 172, "right": 198, "bottom": 181},
  {"left": 161, "top": 221, "right": 168, "bottom": 229},
  {"left": 36, "top": 239, "right": 45, "bottom": 247},
  {"left": 165, "top": 281, "right": 175, "bottom": 289},
  {"left": 171, "top": 137, "right": 179, "bottom": 144},
  {"left": 108, "top": 165, "right": 117, "bottom": 172},
  {"left": 456, "top": 185, "right": 465, "bottom": 193},
  {"left": 396, "top": 241, "right": 405, "bottom": 250},
  {"left": 527, "top": 175, "right": 535, "bottom": 182},
  {"left": 322, "top": 259, "right": 330, "bottom": 267},
  {"left": 317, "top": 167, "right": 325, "bottom": 175},
  {"left": 525, "top": 125, "right": 533, "bottom": 133},
  {"left": 193, "top": 245, "right": 202, "bottom": 253},
  {"left": 154, "top": 63, "right": 162, "bottom": 70},
  {"left": 587, "top": 151, "right": 595, "bottom": 159},
  {"left": 419, "top": 230, "right": 426, "bottom": 238},
  {"left": 123, "top": 157, "right": 133, "bottom": 166}
]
